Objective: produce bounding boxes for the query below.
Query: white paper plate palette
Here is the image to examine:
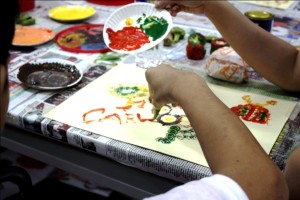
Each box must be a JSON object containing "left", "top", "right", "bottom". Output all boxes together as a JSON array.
[{"left": 103, "top": 3, "right": 173, "bottom": 54}]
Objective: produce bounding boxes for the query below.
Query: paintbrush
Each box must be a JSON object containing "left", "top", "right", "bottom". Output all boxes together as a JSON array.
[{"left": 153, "top": 108, "right": 161, "bottom": 120}]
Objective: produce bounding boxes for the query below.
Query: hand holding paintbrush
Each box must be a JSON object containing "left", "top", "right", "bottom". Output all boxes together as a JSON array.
[
  {"left": 152, "top": 107, "right": 161, "bottom": 120},
  {"left": 145, "top": 63, "right": 179, "bottom": 120}
]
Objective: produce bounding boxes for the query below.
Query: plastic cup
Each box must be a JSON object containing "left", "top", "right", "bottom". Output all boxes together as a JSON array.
[
  {"left": 135, "top": 42, "right": 163, "bottom": 68},
  {"left": 19, "top": 0, "right": 35, "bottom": 12}
]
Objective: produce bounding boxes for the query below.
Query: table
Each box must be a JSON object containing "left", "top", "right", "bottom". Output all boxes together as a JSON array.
[
  {"left": 1, "top": 125, "right": 180, "bottom": 199},
  {"left": 2, "top": 1, "right": 300, "bottom": 199}
]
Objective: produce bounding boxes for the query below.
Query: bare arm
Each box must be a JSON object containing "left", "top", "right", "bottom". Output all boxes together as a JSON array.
[
  {"left": 203, "top": 1, "right": 300, "bottom": 91},
  {"left": 146, "top": 64, "right": 289, "bottom": 200},
  {"left": 156, "top": 0, "right": 300, "bottom": 92}
]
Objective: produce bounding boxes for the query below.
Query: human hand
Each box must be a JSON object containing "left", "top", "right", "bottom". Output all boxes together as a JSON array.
[
  {"left": 155, "top": 0, "right": 205, "bottom": 16},
  {"left": 145, "top": 63, "right": 178, "bottom": 109},
  {"left": 145, "top": 63, "right": 205, "bottom": 110}
]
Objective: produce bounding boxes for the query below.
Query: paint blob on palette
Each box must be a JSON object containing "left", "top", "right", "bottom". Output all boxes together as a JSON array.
[
  {"left": 48, "top": 5, "right": 96, "bottom": 22},
  {"left": 55, "top": 24, "right": 110, "bottom": 53},
  {"left": 13, "top": 26, "right": 55, "bottom": 47}
]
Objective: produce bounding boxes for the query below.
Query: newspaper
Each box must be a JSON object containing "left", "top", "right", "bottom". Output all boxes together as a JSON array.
[{"left": 7, "top": 47, "right": 212, "bottom": 182}]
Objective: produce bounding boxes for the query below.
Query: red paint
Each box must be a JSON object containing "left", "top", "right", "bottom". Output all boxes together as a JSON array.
[
  {"left": 83, "top": 108, "right": 105, "bottom": 124},
  {"left": 231, "top": 104, "right": 270, "bottom": 124},
  {"left": 116, "top": 105, "right": 132, "bottom": 111},
  {"left": 137, "top": 113, "right": 154, "bottom": 122},
  {"left": 107, "top": 27, "right": 150, "bottom": 51},
  {"left": 134, "top": 100, "right": 146, "bottom": 108},
  {"left": 99, "top": 113, "right": 122, "bottom": 125},
  {"left": 83, "top": 100, "right": 153, "bottom": 125},
  {"left": 125, "top": 114, "right": 136, "bottom": 123}
]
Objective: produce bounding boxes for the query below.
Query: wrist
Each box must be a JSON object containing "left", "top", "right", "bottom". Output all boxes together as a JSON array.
[
  {"left": 171, "top": 72, "right": 207, "bottom": 105},
  {"left": 202, "top": 1, "right": 228, "bottom": 16}
]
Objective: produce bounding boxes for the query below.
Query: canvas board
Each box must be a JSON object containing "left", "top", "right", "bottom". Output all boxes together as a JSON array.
[{"left": 45, "top": 64, "right": 297, "bottom": 167}]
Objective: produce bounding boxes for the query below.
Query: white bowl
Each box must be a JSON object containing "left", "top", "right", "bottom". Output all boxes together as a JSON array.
[{"left": 103, "top": 3, "right": 173, "bottom": 54}]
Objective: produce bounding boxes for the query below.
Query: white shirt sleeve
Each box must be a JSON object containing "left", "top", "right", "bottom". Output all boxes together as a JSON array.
[{"left": 143, "top": 174, "right": 249, "bottom": 200}]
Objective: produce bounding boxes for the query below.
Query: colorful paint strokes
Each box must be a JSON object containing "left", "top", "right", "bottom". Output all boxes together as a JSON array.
[
  {"left": 230, "top": 95, "right": 277, "bottom": 124},
  {"left": 107, "top": 14, "right": 168, "bottom": 51},
  {"left": 56, "top": 24, "right": 109, "bottom": 53}
]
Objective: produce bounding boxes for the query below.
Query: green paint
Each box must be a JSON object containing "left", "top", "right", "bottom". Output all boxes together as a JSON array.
[
  {"left": 115, "top": 86, "right": 140, "bottom": 97},
  {"left": 140, "top": 16, "right": 168, "bottom": 41},
  {"left": 153, "top": 108, "right": 160, "bottom": 120},
  {"left": 156, "top": 126, "right": 196, "bottom": 144}
]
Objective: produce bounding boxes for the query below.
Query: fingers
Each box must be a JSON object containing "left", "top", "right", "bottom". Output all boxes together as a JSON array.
[
  {"left": 148, "top": 89, "right": 163, "bottom": 109},
  {"left": 145, "top": 67, "right": 164, "bottom": 109},
  {"left": 155, "top": 1, "right": 180, "bottom": 17},
  {"left": 145, "top": 63, "right": 177, "bottom": 108}
]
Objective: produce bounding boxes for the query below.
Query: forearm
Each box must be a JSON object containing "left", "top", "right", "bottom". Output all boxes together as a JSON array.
[
  {"left": 177, "top": 79, "right": 269, "bottom": 173},
  {"left": 203, "top": 1, "right": 300, "bottom": 91},
  {"left": 174, "top": 73, "right": 288, "bottom": 199}
]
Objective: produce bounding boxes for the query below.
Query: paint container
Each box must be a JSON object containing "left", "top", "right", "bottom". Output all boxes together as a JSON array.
[
  {"left": 135, "top": 42, "right": 163, "bottom": 68},
  {"left": 19, "top": 0, "right": 35, "bottom": 12},
  {"left": 244, "top": 10, "right": 274, "bottom": 32},
  {"left": 210, "top": 38, "right": 229, "bottom": 54}
]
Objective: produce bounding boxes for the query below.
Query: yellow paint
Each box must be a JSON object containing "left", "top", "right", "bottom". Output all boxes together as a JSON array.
[
  {"left": 162, "top": 115, "right": 176, "bottom": 123},
  {"left": 49, "top": 5, "right": 96, "bottom": 21},
  {"left": 242, "top": 95, "right": 277, "bottom": 107},
  {"left": 125, "top": 17, "right": 134, "bottom": 26}
]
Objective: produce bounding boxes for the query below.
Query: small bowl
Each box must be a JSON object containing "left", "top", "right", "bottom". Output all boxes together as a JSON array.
[{"left": 17, "top": 59, "right": 83, "bottom": 90}]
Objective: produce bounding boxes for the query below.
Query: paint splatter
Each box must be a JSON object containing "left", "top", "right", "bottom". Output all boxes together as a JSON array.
[
  {"left": 156, "top": 125, "right": 196, "bottom": 144},
  {"left": 110, "top": 84, "right": 149, "bottom": 99},
  {"left": 230, "top": 95, "right": 277, "bottom": 124}
]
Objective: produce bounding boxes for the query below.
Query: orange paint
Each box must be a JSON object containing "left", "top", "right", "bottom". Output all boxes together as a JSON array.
[
  {"left": 98, "top": 113, "right": 122, "bottom": 125},
  {"left": 13, "top": 26, "right": 55, "bottom": 45},
  {"left": 83, "top": 108, "right": 105, "bottom": 124},
  {"left": 137, "top": 113, "right": 154, "bottom": 122}
]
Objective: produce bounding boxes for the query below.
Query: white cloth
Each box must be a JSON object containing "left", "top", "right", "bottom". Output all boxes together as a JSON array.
[{"left": 144, "top": 174, "right": 249, "bottom": 200}]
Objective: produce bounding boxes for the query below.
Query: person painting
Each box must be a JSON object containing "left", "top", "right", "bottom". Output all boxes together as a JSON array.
[
  {"left": 144, "top": 0, "right": 300, "bottom": 199},
  {"left": 0, "top": 1, "right": 297, "bottom": 199}
]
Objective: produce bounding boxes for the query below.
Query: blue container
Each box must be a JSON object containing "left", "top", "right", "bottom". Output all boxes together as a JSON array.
[{"left": 245, "top": 10, "right": 274, "bottom": 32}]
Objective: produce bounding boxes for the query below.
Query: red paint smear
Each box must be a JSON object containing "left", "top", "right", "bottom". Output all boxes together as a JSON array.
[
  {"left": 83, "top": 108, "right": 105, "bottom": 124},
  {"left": 231, "top": 104, "right": 270, "bottom": 124},
  {"left": 107, "top": 27, "right": 150, "bottom": 51}
]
